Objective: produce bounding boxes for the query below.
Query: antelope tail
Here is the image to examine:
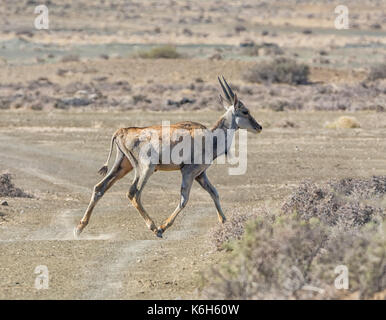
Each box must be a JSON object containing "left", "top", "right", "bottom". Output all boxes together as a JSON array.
[{"left": 98, "top": 134, "right": 116, "bottom": 176}]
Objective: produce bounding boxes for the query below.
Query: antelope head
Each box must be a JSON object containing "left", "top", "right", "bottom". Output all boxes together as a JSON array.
[{"left": 218, "top": 76, "right": 262, "bottom": 134}]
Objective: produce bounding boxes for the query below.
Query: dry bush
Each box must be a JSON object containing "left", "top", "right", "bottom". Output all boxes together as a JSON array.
[
  {"left": 325, "top": 116, "right": 360, "bottom": 129},
  {"left": 204, "top": 176, "right": 386, "bottom": 299},
  {"left": 314, "top": 224, "right": 386, "bottom": 299},
  {"left": 243, "top": 58, "right": 309, "bottom": 85},
  {"left": 275, "top": 119, "right": 298, "bottom": 128},
  {"left": 0, "top": 211, "right": 8, "bottom": 224},
  {"left": 265, "top": 98, "right": 303, "bottom": 112},
  {"left": 61, "top": 54, "right": 80, "bottom": 63},
  {"left": 209, "top": 210, "right": 260, "bottom": 251},
  {"left": 0, "top": 76, "right": 383, "bottom": 112},
  {"left": 137, "top": 45, "right": 181, "bottom": 59},
  {"left": 0, "top": 173, "right": 31, "bottom": 198},
  {"left": 204, "top": 213, "right": 385, "bottom": 300},
  {"left": 242, "top": 45, "right": 260, "bottom": 57},
  {"left": 203, "top": 213, "right": 329, "bottom": 299},
  {"left": 367, "top": 63, "right": 386, "bottom": 81},
  {"left": 282, "top": 176, "right": 385, "bottom": 229}
]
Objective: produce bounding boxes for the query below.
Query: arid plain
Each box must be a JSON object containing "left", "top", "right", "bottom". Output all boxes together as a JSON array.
[{"left": 0, "top": 0, "right": 385, "bottom": 299}]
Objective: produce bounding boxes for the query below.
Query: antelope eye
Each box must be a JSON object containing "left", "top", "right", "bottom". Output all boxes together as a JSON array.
[{"left": 242, "top": 110, "right": 248, "bottom": 115}]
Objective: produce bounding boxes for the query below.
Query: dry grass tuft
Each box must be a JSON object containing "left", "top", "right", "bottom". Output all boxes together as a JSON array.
[
  {"left": 136, "top": 45, "right": 181, "bottom": 59},
  {"left": 325, "top": 116, "right": 360, "bottom": 129}
]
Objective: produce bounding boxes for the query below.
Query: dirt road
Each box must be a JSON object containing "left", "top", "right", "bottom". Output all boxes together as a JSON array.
[{"left": 0, "top": 110, "right": 385, "bottom": 299}]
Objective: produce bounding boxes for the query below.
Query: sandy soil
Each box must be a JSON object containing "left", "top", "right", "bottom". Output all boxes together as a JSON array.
[
  {"left": 0, "top": 0, "right": 385, "bottom": 301},
  {"left": 0, "top": 109, "right": 385, "bottom": 299},
  {"left": 0, "top": 0, "right": 384, "bottom": 69},
  {"left": 0, "top": 57, "right": 367, "bottom": 85},
  {"left": 2, "top": 0, "right": 385, "bottom": 47}
]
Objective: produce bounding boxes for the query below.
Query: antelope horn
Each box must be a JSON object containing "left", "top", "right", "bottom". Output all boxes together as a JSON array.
[
  {"left": 218, "top": 76, "right": 232, "bottom": 103},
  {"left": 222, "top": 76, "right": 235, "bottom": 100}
]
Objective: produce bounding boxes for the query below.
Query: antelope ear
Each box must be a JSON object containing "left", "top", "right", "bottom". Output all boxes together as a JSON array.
[
  {"left": 233, "top": 93, "right": 239, "bottom": 108},
  {"left": 219, "top": 94, "right": 224, "bottom": 105}
]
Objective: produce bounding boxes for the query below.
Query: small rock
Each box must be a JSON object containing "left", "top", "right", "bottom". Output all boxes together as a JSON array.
[{"left": 1, "top": 200, "right": 8, "bottom": 206}]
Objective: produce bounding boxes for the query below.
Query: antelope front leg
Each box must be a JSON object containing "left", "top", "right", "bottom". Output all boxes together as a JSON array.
[
  {"left": 128, "top": 195, "right": 158, "bottom": 235},
  {"left": 158, "top": 173, "right": 194, "bottom": 236},
  {"left": 127, "top": 164, "right": 159, "bottom": 236}
]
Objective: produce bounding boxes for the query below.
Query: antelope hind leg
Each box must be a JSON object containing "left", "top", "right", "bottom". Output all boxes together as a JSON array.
[
  {"left": 75, "top": 154, "right": 132, "bottom": 237},
  {"left": 158, "top": 171, "right": 194, "bottom": 236}
]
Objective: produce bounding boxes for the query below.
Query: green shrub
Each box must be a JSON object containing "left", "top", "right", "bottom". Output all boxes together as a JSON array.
[
  {"left": 243, "top": 58, "right": 310, "bottom": 85},
  {"left": 137, "top": 45, "right": 181, "bottom": 59}
]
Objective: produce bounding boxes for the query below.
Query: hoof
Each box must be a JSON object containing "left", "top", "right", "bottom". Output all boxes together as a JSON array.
[
  {"left": 155, "top": 228, "right": 163, "bottom": 238},
  {"left": 73, "top": 226, "right": 82, "bottom": 238}
]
